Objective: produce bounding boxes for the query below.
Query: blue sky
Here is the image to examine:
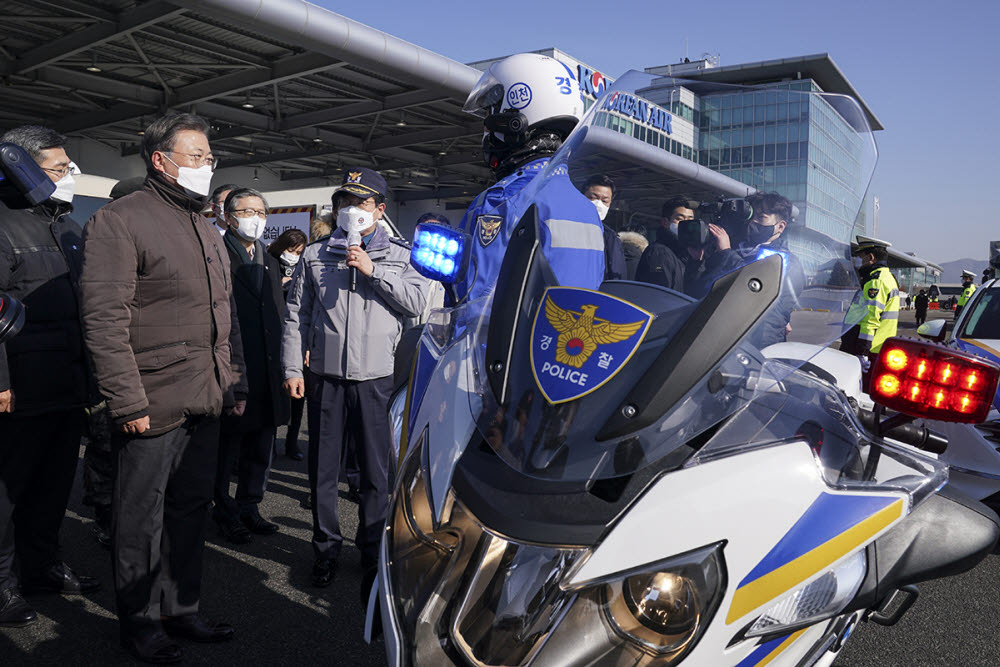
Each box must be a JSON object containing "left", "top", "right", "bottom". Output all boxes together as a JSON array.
[{"left": 316, "top": 0, "right": 999, "bottom": 266}]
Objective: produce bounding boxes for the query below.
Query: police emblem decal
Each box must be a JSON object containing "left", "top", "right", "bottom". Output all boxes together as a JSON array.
[
  {"left": 868, "top": 288, "right": 879, "bottom": 299},
  {"left": 476, "top": 215, "right": 503, "bottom": 247},
  {"left": 347, "top": 171, "right": 363, "bottom": 183},
  {"left": 530, "top": 287, "right": 653, "bottom": 404}
]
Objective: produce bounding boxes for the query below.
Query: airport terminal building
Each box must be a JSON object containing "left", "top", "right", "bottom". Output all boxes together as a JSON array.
[{"left": 4, "top": 0, "right": 938, "bottom": 277}]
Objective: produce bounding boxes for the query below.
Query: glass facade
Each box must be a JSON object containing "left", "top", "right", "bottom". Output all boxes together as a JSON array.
[
  {"left": 579, "top": 70, "right": 874, "bottom": 273},
  {"left": 695, "top": 80, "right": 870, "bottom": 271},
  {"left": 587, "top": 98, "right": 696, "bottom": 161}
]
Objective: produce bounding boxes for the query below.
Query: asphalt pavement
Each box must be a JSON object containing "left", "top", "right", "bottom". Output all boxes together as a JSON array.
[
  {"left": 0, "top": 435, "right": 387, "bottom": 666},
  {"left": 3, "top": 306, "right": 994, "bottom": 666}
]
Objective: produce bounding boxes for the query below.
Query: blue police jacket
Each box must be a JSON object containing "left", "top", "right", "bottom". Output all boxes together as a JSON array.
[{"left": 455, "top": 158, "right": 605, "bottom": 303}]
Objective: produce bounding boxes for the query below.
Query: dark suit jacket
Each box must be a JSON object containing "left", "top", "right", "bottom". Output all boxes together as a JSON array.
[{"left": 223, "top": 232, "right": 289, "bottom": 432}]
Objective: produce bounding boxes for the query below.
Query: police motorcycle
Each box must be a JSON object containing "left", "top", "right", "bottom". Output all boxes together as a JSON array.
[{"left": 368, "top": 70, "right": 1000, "bottom": 666}]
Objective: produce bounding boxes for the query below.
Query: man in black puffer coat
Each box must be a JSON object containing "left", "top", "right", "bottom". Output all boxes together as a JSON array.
[{"left": 0, "top": 125, "right": 100, "bottom": 629}]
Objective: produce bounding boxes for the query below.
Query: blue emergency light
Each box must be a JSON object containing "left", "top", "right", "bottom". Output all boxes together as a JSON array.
[{"left": 409, "top": 222, "right": 471, "bottom": 284}]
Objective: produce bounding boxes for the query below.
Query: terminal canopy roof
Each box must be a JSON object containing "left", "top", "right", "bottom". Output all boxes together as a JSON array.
[
  {"left": 0, "top": 0, "right": 492, "bottom": 203},
  {"left": 0, "top": 0, "right": 755, "bottom": 209}
]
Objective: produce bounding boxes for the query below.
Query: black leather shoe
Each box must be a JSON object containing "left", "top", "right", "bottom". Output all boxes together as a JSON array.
[
  {"left": 240, "top": 509, "right": 279, "bottom": 535},
  {"left": 285, "top": 444, "right": 305, "bottom": 461},
  {"left": 163, "top": 614, "right": 235, "bottom": 643},
  {"left": 0, "top": 588, "right": 36, "bottom": 627},
  {"left": 21, "top": 562, "right": 100, "bottom": 595},
  {"left": 214, "top": 513, "right": 253, "bottom": 545},
  {"left": 312, "top": 557, "right": 337, "bottom": 588},
  {"left": 121, "top": 630, "right": 183, "bottom": 664}
]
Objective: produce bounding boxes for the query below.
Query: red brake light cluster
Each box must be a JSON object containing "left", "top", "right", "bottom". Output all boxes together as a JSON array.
[{"left": 871, "top": 337, "right": 1000, "bottom": 423}]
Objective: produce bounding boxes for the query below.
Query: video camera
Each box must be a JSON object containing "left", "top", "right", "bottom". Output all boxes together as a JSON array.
[
  {"left": 0, "top": 292, "right": 24, "bottom": 345},
  {"left": 0, "top": 142, "right": 54, "bottom": 345},
  {"left": 676, "top": 197, "right": 755, "bottom": 250}
]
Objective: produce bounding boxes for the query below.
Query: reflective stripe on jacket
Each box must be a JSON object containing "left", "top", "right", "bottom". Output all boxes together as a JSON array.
[
  {"left": 858, "top": 265, "right": 900, "bottom": 353},
  {"left": 455, "top": 158, "right": 605, "bottom": 303},
  {"left": 959, "top": 283, "right": 977, "bottom": 307}
]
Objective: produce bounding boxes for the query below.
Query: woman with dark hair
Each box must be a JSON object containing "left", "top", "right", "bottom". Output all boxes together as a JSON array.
[
  {"left": 267, "top": 228, "right": 308, "bottom": 289},
  {"left": 268, "top": 228, "right": 308, "bottom": 460}
]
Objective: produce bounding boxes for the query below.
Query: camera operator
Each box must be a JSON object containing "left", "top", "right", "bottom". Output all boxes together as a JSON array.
[
  {"left": 673, "top": 215, "right": 741, "bottom": 299},
  {"left": 707, "top": 192, "right": 805, "bottom": 348},
  {"left": 0, "top": 126, "right": 100, "bottom": 628},
  {"left": 634, "top": 197, "right": 691, "bottom": 291}
]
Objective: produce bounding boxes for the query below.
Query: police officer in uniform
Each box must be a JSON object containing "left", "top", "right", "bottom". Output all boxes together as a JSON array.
[
  {"left": 456, "top": 53, "right": 606, "bottom": 303},
  {"left": 281, "top": 168, "right": 428, "bottom": 592},
  {"left": 956, "top": 269, "right": 977, "bottom": 319},
  {"left": 852, "top": 236, "right": 900, "bottom": 385}
]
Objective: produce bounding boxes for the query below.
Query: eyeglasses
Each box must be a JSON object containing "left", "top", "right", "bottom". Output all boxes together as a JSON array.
[
  {"left": 42, "top": 162, "right": 81, "bottom": 179},
  {"left": 167, "top": 151, "right": 218, "bottom": 170},
  {"left": 337, "top": 196, "right": 378, "bottom": 211},
  {"left": 232, "top": 208, "right": 268, "bottom": 218}
]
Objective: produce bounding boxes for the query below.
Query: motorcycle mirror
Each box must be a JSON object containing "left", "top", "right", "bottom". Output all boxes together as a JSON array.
[
  {"left": 409, "top": 222, "right": 471, "bottom": 285},
  {"left": 916, "top": 319, "right": 947, "bottom": 342},
  {"left": 870, "top": 337, "right": 1000, "bottom": 424},
  {"left": 0, "top": 292, "right": 26, "bottom": 345}
]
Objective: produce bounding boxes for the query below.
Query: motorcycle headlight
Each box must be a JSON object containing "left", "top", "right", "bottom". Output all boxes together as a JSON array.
[
  {"left": 544, "top": 543, "right": 725, "bottom": 665},
  {"left": 744, "top": 550, "right": 866, "bottom": 638}
]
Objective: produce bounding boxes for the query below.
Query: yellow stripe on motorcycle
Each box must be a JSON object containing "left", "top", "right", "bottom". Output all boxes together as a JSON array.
[{"left": 727, "top": 499, "right": 904, "bottom": 623}]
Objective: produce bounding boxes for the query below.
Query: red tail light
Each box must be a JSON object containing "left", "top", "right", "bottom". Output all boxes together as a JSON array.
[{"left": 871, "top": 338, "right": 1000, "bottom": 423}]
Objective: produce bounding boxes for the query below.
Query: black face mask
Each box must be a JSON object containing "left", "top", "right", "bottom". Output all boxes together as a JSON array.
[{"left": 745, "top": 221, "right": 776, "bottom": 246}]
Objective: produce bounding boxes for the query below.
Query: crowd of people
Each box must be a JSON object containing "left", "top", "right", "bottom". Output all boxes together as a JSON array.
[{"left": 0, "top": 52, "right": 898, "bottom": 665}]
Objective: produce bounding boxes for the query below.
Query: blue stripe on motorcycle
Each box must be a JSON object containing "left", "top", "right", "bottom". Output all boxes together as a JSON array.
[
  {"left": 727, "top": 496, "right": 904, "bottom": 623},
  {"left": 739, "top": 493, "right": 896, "bottom": 587},
  {"left": 735, "top": 628, "right": 807, "bottom": 667},
  {"left": 955, "top": 338, "right": 1000, "bottom": 410}
]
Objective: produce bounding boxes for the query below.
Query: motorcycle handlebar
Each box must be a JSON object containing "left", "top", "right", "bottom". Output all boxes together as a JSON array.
[{"left": 856, "top": 408, "right": 949, "bottom": 454}]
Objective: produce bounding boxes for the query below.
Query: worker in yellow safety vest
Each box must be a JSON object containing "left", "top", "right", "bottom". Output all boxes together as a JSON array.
[
  {"left": 851, "top": 236, "right": 900, "bottom": 383},
  {"left": 955, "top": 269, "right": 977, "bottom": 319}
]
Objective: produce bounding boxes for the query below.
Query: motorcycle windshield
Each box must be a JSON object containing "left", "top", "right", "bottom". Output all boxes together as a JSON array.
[{"left": 468, "top": 70, "right": 892, "bottom": 485}]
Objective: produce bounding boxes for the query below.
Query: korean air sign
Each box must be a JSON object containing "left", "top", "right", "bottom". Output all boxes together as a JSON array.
[
  {"left": 602, "top": 92, "right": 673, "bottom": 134},
  {"left": 579, "top": 65, "right": 673, "bottom": 135},
  {"left": 578, "top": 65, "right": 611, "bottom": 98}
]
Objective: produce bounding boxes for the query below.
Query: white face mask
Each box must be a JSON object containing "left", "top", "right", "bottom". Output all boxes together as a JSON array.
[
  {"left": 280, "top": 251, "right": 301, "bottom": 265},
  {"left": 163, "top": 155, "right": 213, "bottom": 197},
  {"left": 591, "top": 199, "right": 609, "bottom": 221},
  {"left": 51, "top": 172, "right": 76, "bottom": 204},
  {"left": 669, "top": 221, "right": 679, "bottom": 236},
  {"left": 233, "top": 215, "right": 266, "bottom": 241},
  {"left": 337, "top": 205, "right": 375, "bottom": 234}
]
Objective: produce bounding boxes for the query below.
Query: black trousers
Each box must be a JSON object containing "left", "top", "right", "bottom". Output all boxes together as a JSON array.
[
  {"left": 112, "top": 416, "right": 219, "bottom": 637},
  {"left": 82, "top": 404, "right": 114, "bottom": 510},
  {"left": 283, "top": 396, "right": 305, "bottom": 453},
  {"left": 307, "top": 372, "right": 392, "bottom": 564},
  {"left": 0, "top": 411, "right": 83, "bottom": 590},
  {"left": 214, "top": 427, "right": 275, "bottom": 520}
]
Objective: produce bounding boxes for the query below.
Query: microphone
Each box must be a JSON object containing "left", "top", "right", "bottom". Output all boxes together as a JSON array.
[{"left": 348, "top": 230, "right": 362, "bottom": 292}]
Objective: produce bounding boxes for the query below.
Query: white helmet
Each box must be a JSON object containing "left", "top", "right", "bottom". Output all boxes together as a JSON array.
[{"left": 464, "top": 53, "right": 584, "bottom": 172}]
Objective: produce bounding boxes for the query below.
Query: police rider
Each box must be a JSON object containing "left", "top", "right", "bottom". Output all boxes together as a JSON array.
[
  {"left": 852, "top": 236, "right": 900, "bottom": 383},
  {"left": 455, "top": 53, "right": 606, "bottom": 303},
  {"left": 956, "top": 269, "right": 976, "bottom": 319}
]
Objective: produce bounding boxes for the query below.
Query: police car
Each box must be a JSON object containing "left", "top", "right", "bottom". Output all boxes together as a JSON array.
[{"left": 918, "top": 278, "right": 1000, "bottom": 503}]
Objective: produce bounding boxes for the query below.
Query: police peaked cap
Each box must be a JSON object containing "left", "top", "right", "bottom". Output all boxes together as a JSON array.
[
  {"left": 333, "top": 167, "right": 387, "bottom": 200},
  {"left": 852, "top": 235, "right": 891, "bottom": 255}
]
